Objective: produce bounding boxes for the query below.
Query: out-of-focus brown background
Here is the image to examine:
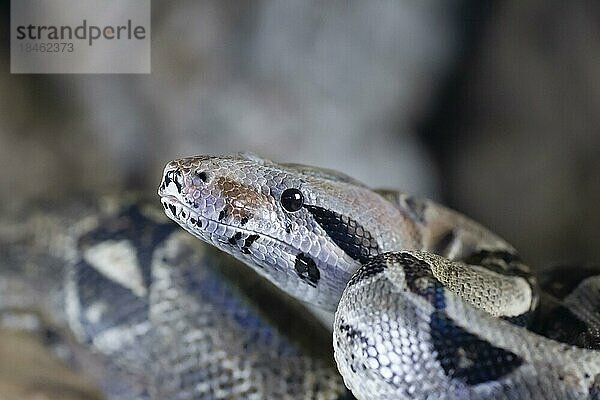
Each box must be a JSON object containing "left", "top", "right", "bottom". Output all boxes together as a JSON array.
[{"left": 1, "top": 1, "right": 599, "bottom": 399}]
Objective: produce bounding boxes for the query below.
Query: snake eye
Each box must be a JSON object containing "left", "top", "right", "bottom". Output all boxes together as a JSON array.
[
  {"left": 192, "top": 171, "right": 208, "bottom": 185},
  {"left": 195, "top": 171, "right": 208, "bottom": 182},
  {"left": 280, "top": 188, "right": 304, "bottom": 212}
]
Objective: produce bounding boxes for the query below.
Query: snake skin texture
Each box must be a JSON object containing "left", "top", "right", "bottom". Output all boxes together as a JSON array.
[
  {"left": 159, "top": 153, "right": 600, "bottom": 400},
  {"left": 335, "top": 253, "right": 599, "bottom": 399},
  {"left": 0, "top": 195, "right": 350, "bottom": 399}
]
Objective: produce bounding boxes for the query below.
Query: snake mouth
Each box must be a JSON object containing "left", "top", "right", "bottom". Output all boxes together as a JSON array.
[
  {"left": 160, "top": 194, "right": 232, "bottom": 242},
  {"left": 159, "top": 195, "right": 301, "bottom": 268}
]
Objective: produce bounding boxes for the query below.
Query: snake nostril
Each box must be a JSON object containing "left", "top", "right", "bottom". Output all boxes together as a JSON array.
[{"left": 163, "top": 169, "right": 183, "bottom": 193}]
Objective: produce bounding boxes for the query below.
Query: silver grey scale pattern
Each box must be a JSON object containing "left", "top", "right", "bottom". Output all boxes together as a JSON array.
[
  {"left": 158, "top": 153, "right": 600, "bottom": 400},
  {"left": 334, "top": 252, "right": 599, "bottom": 399}
]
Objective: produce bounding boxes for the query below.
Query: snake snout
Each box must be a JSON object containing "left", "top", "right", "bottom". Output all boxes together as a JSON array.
[
  {"left": 159, "top": 158, "right": 232, "bottom": 233},
  {"left": 158, "top": 162, "right": 184, "bottom": 197}
]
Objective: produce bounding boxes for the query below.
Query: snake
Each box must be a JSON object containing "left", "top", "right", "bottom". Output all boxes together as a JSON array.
[
  {"left": 1, "top": 154, "right": 599, "bottom": 400},
  {"left": 156, "top": 153, "right": 600, "bottom": 400}
]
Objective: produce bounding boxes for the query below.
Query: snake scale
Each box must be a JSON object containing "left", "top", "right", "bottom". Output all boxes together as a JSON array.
[{"left": 1, "top": 153, "right": 599, "bottom": 399}]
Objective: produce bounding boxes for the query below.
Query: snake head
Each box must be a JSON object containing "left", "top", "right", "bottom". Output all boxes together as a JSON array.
[{"left": 158, "top": 153, "right": 411, "bottom": 311}]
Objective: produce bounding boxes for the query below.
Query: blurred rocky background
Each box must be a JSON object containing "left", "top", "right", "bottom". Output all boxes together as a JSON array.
[
  {"left": 420, "top": 1, "right": 600, "bottom": 268},
  {"left": 1, "top": 1, "right": 599, "bottom": 398}
]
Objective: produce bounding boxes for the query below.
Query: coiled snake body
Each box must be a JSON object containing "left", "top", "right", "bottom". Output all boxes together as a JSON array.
[
  {"left": 158, "top": 154, "right": 600, "bottom": 399},
  {"left": 1, "top": 195, "right": 348, "bottom": 399}
]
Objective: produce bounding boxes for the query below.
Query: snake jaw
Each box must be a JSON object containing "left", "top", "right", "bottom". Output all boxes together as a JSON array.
[{"left": 159, "top": 191, "right": 340, "bottom": 309}]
